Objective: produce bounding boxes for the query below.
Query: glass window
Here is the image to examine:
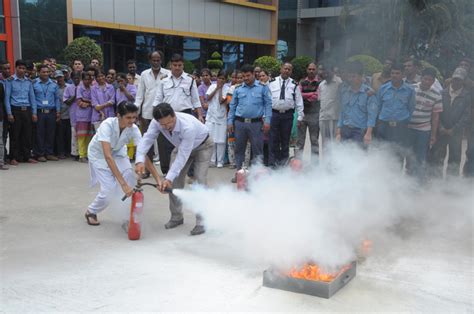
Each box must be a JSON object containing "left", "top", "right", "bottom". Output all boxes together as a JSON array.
[
  {"left": 136, "top": 34, "right": 156, "bottom": 73},
  {"left": 0, "top": 41, "right": 6, "bottom": 61},
  {"left": 222, "top": 42, "right": 238, "bottom": 71},
  {"left": 19, "top": 0, "right": 68, "bottom": 61},
  {"left": 183, "top": 37, "right": 200, "bottom": 69}
]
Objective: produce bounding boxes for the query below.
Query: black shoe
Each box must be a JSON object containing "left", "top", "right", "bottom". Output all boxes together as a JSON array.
[
  {"left": 190, "top": 225, "right": 205, "bottom": 236},
  {"left": 231, "top": 176, "right": 237, "bottom": 183},
  {"left": 164, "top": 219, "right": 184, "bottom": 229},
  {"left": 141, "top": 172, "right": 151, "bottom": 179}
]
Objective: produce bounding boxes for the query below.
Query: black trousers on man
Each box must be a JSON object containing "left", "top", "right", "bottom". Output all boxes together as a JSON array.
[
  {"left": 269, "top": 109, "right": 294, "bottom": 167},
  {"left": 55, "top": 118, "right": 71, "bottom": 156},
  {"left": 10, "top": 107, "right": 33, "bottom": 161},
  {"left": 35, "top": 110, "right": 57, "bottom": 157}
]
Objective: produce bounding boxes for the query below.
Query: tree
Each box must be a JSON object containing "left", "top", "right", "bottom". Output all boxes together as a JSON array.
[
  {"left": 339, "top": 0, "right": 474, "bottom": 77},
  {"left": 290, "top": 56, "right": 314, "bottom": 81},
  {"left": 206, "top": 52, "right": 224, "bottom": 71},
  {"left": 346, "top": 55, "right": 383, "bottom": 75},
  {"left": 254, "top": 56, "right": 282, "bottom": 77},
  {"left": 62, "top": 37, "right": 103, "bottom": 68}
]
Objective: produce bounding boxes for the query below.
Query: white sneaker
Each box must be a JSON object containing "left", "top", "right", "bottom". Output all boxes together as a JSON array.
[{"left": 217, "top": 163, "right": 223, "bottom": 168}]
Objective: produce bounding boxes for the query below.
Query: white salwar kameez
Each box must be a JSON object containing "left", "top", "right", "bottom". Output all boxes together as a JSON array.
[
  {"left": 205, "top": 83, "right": 228, "bottom": 166},
  {"left": 87, "top": 117, "right": 142, "bottom": 214}
]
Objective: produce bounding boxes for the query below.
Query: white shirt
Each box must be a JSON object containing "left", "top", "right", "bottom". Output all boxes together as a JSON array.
[
  {"left": 205, "top": 83, "right": 229, "bottom": 124},
  {"left": 319, "top": 76, "right": 342, "bottom": 121},
  {"left": 134, "top": 68, "right": 171, "bottom": 120},
  {"left": 132, "top": 73, "right": 141, "bottom": 88},
  {"left": 136, "top": 112, "right": 209, "bottom": 182},
  {"left": 153, "top": 72, "right": 201, "bottom": 112},
  {"left": 88, "top": 117, "right": 142, "bottom": 169},
  {"left": 268, "top": 75, "right": 304, "bottom": 121}
]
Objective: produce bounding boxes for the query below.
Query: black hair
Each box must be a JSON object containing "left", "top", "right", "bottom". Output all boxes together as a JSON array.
[
  {"left": 117, "top": 72, "right": 128, "bottom": 80},
  {"left": 217, "top": 69, "right": 226, "bottom": 77},
  {"left": 148, "top": 50, "right": 164, "bottom": 60},
  {"left": 201, "top": 68, "right": 211, "bottom": 76},
  {"left": 259, "top": 69, "right": 270, "bottom": 76},
  {"left": 391, "top": 63, "right": 404, "bottom": 72},
  {"left": 346, "top": 61, "right": 364, "bottom": 76},
  {"left": 85, "top": 66, "right": 98, "bottom": 77},
  {"left": 192, "top": 69, "right": 201, "bottom": 77},
  {"left": 0, "top": 59, "right": 9, "bottom": 66},
  {"left": 241, "top": 64, "right": 255, "bottom": 74},
  {"left": 153, "top": 103, "right": 175, "bottom": 120},
  {"left": 71, "top": 71, "right": 81, "bottom": 79},
  {"left": 15, "top": 59, "right": 28, "bottom": 68},
  {"left": 403, "top": 56, "right": 421, "bottom": 67},
  {"left": 117, "top": 101, "right": 139, "bottom": 116},
  {"left": 170, "top": 53, "right": 184, "bottom": 63},
  {"left": 37, "top": 64, "right": 50, "bottom": 72},
  {"left": 81, "top": 72, "right": 92, "bottom": 81},
  {"left": 319, "top": 61, "right": 335, "bottom": 71},
  {"left": 127, "top": 59, "right": 137, "bottom": 66},
  {"left": 232, "top": 69, "right": 242, "bottom": 75},
  {"left": 421, "top": 67, "right": 437, "bottom": 79}
]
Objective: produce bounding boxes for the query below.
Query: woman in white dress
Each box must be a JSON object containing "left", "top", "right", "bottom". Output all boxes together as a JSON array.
[
  {"left": 84, "top": 101, "right": 142, "bottom": 226},
  {"left": 205, "top": 70, "right": 229, "bottom": 168}
]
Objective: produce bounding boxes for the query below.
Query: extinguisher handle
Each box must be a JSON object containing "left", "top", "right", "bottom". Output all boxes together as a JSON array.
[{"left": 121, "top": 194, "right": 129, "bottom": 201}]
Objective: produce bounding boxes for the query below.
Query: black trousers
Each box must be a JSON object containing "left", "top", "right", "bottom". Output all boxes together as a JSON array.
[
  {"left": 55, "top": 119, "right": 71, "bottom": 156},
  {"left": 10, "top": 107, "right": 33, "bottom": 161},
  {"left": 35, "top": 111, "right": 57, "bottom": 156},
  {"left": 269, "top": 110, "right": 294, "bottom": 167}
]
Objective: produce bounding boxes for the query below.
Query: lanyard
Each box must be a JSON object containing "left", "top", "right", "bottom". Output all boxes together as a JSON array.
[{"left": 41, "top": 82, "right": 50, "bottom": 98}]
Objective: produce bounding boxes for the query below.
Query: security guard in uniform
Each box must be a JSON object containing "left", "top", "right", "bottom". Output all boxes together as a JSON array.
[
  {"left": 268, "top": 63, "right": 304, "bottom": 167},
  {"left": 153, "top": 53, "right": 203, "bottom": 175}
]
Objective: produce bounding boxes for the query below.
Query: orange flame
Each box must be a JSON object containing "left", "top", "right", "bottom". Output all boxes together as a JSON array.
[{"left": 287, "top": 263, "right": 351, "bottom": 282}]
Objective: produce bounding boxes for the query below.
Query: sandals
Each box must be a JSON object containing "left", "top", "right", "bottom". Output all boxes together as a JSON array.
[{"left": 85, "top": 211, "right": 100, "bottom": 226}]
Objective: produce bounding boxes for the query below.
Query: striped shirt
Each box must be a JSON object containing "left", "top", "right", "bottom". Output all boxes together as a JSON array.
[{"left": 408, "top": 83, "right": 443, "bottom": 131}]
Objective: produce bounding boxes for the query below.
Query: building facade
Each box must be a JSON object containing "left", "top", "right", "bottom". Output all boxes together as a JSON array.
[
  {"left": 278, "top": 0, "right": 355, "bottom": 62},
  {"left": 9, "top": 0, "right": 278, "bottom": 73},
  {"left": 69, "top": 0, "right": 278, "bottom": 72}
]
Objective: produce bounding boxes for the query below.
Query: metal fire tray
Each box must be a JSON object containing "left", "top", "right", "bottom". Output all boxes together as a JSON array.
[{"left": 262, "top": 261, "right": 356, "bottom": 299}]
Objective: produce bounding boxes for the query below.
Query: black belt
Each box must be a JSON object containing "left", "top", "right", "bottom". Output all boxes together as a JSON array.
[
  {"left": 199, "top": 134, "right": 210, "bottom": 146},
  {"left": 38, "top": 108, "right": 56, "bottom": 114},
  {"left": 235, "top": 116, "right": 262, "bottom": 123},
  {"left": 11, "top": 106, "right": 31, "bottom": 111},
  {"left": 180, "top": 108, "right": 193, "bottom": 115},
  {"left": 272, "top": 108, "right": 294, "bottom": 114}
]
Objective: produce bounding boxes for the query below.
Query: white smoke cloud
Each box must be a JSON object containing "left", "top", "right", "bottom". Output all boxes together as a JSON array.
[{"left": 174, "top": 144, "right": 473, "bottom": 272}]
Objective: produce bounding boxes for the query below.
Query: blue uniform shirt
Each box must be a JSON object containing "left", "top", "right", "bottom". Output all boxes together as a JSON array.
[
  {"left": 33, "top": 78, "right": 60, "bottom": 111},
  {"left": 227, "top": 80, "right": 272, "bottom": 125},
  {"left": 4, "top": 74, "right": 36, "bottom": 115},
  {"left": 338, "top": 83, "right": 379, "bottom": 129},
  {"left": 376, "top": 81, "right": 415, "bottom": 122}
]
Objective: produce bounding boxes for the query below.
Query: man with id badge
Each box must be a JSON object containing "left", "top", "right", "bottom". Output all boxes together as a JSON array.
[{"left": 33, "top": 64, "right": 60, "bottom": 161}]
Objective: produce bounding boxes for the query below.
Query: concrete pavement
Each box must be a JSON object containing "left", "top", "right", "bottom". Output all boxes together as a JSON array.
[{"left": 0, "top": 159, "right": 472, "bottom": 312}]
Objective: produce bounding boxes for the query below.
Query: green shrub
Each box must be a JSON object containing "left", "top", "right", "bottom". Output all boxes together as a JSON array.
[
  {"left": 346, "top": 54, "right": 383, "bottom": 76},
  {"left": 290, "top": 56, "right": 313, "bottom": 81},
  {"left": 254, "top": 56, "right": 281, "bottom": 77},
  {"left": 184, "top": 60, "right": 195, "bottom": 74},
  {"left": 207, "top": 51, "right": 223, "bottom": 70},
  {"left": 63, "top": 37, "right": 103, "bottom": 68},
  {"left": 420, "top": 60, "right": 443, "bottom": 82}
]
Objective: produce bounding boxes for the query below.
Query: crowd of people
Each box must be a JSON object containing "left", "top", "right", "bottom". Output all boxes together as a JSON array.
[
  {"left": 0, "top": 52, "right": 472, "bottom": 182},
  {"left": 1, "top": 50, "right": 472, "bottom": 235}
]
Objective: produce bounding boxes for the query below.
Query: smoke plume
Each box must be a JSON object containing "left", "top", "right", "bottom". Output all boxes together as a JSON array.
[{"left": 174, "top": 144, "right": 473, "bottom": 271}]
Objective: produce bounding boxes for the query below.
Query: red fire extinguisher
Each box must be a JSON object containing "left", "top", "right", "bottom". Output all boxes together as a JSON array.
[
  {"left": 236, "top": 168, "right": 249, "bottom": 191},
  {"left": 122, "top": 180, "right": 158, "bottom": 240}
]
